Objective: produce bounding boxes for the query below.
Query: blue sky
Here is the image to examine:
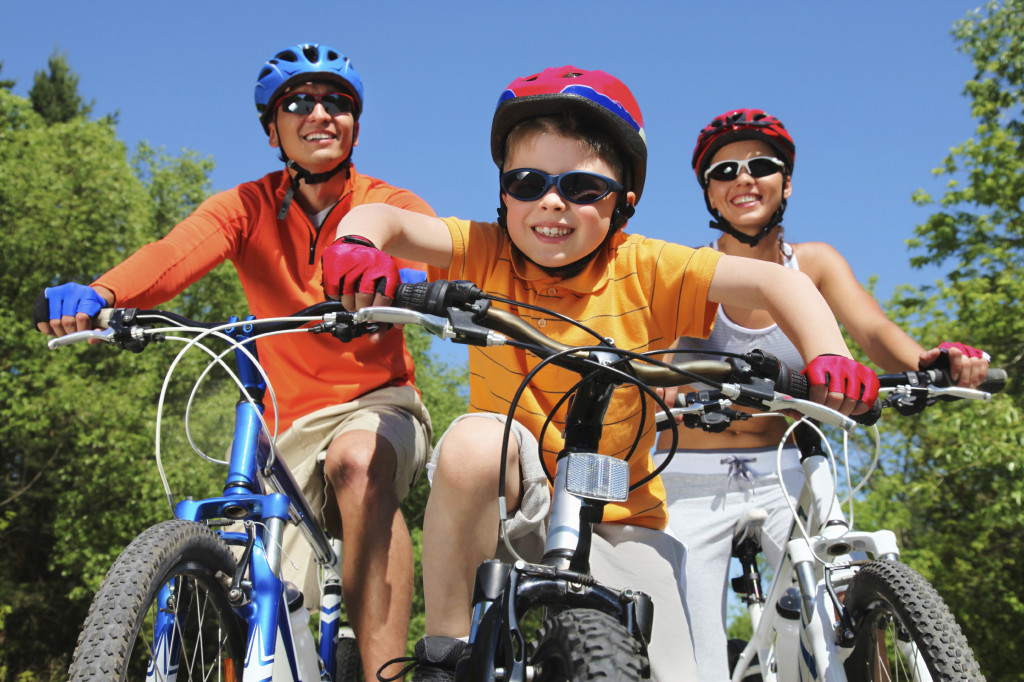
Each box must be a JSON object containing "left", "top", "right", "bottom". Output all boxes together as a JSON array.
[{"left": 2, "top": 1, "right": 983, "bottom": 307}]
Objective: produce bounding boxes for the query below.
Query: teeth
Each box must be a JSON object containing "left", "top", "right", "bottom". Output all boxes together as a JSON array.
[
  {"left": 535, "top": 226, "right": 571, "bottom": 237},
  {"left": 305, "top": 133, "right": 333, "bottom": 141},
  {"left": 733, "top": 195, "right": 758, "bottom": 205}
]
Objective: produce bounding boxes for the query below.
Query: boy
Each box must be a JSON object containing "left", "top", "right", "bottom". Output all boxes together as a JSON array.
[{"left": 322, "top": 66, "right": 878, "bottom": 681}]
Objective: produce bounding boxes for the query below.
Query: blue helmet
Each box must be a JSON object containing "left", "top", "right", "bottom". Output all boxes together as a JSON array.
[{"left": 255, "top": 43, "right": 364, "bottom": 134}]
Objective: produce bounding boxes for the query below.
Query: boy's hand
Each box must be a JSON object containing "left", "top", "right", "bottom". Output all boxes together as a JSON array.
[
  {"left": 919, "top": 342, "right": 990, "bottom": 389},
  {"left": 322, "top": 236, "right": 400, "bottom": 311},
  {"left": 802, "top": 355, "right": 879, "bottom": 416},
  {"left": 35, "top": 283, "right": 107, "bottom": 337}
]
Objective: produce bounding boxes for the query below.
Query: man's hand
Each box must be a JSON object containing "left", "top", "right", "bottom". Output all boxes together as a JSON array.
[
  {"left": 36, "top": 283, "right": 108, "bottom": 337},
  {"left": 322, "top": 235, "right": 400, "bottom": 311},
  {"left": 919, "top": 342, "right": 990, "bottom": 389},
  {"left": 802, "top": 355, "right": 879, "bottom": 416}
]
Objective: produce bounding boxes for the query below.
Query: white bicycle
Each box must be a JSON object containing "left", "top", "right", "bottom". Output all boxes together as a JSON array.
[{"left": 674, "top": 363, "right": 1006, "bottom": 682}]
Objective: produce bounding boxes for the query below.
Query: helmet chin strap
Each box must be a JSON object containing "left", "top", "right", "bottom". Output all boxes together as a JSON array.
[
  {"left": 705, "top": 195, "right": 787, "bottom": 247},
  {"left": 277, "top": 153, "right": 351, "bottom": 220}
]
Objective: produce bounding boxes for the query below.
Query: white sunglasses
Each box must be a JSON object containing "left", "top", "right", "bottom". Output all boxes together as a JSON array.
[{"left": 704, "top": 156, "right": 786, "bottom": 184}]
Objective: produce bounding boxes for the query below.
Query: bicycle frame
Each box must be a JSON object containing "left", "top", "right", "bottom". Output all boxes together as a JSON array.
[{"left": 145, "top": 317, "right": 341, "bottom": 682}]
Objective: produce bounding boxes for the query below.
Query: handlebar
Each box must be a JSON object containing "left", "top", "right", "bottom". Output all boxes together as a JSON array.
[
  {"left": 42, "top": 280, "right": 882, "bottom": 433},
  {"left": 387, "top": 280, "right": 861, "bottom": 432}
]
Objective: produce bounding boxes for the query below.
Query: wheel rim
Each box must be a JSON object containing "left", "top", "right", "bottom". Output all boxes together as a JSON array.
[
  {"left": 858, "top": 600, "right": 934, "bottom": 682},
  {"left": 129, "top": 563, "right": 244, "bottom": 682}
]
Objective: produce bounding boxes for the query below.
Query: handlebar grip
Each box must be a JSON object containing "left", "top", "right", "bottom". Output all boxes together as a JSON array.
[
  {"left": 979, "top": 368, "right": 1008, "bottom": 394},
  {"left": 854, "top": 400, "right": 882, "bottom": 426},
  {"left": 767, "top": 353, "right": 880, "bottom": 426},
  {"left": 32, "top": 290, "right": 49, "bottom": 326},
  {"left": 394, "top": 279, "right": 485, "bottom": 316}
]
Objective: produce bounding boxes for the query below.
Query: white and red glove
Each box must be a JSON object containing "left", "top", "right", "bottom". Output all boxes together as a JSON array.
[
  {"left": 322, "top": 235, "right": 400, "bottom": 307},
  {"left": 802, "top": 355, "right": 880, "bottom": 412},
  {"left": 920, "top": 341, "right": 990, "bottom": 388}
]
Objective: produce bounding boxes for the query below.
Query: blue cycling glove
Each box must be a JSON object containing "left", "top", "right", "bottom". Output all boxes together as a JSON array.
[{"left": 45, "top": 283, "right": 106, "bottom": 321}]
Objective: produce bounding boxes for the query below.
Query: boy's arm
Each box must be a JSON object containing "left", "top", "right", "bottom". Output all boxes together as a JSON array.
[
  {"left": 325, "top": 204, "right": 455, "bottom": 311},
  {"left": 335, "top": 204, "right": 454, "bottom": 267},
  {"left": 708, "top": 254, "right": 877, "bottom": 414}
]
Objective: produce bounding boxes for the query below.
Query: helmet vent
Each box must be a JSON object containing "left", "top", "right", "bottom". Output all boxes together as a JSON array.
[
  {"left": 562, "top": 72, "right": 583, "bottom": 78},
  {"left": 327, "top": 50, "right": 340, "bottom": 61},
  {"left": 275, "top": 50, "right": 298, "bottom": 63},
  {"left": 302, "top": 45, "right": 320, "bottom": 62}
]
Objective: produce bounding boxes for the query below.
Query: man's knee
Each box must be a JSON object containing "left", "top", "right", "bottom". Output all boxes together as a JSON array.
[{"left": 324, "top": 432, "right": 398, "bottom": 495}]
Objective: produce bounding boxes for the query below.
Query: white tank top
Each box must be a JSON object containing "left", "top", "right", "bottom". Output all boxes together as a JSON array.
[{"left": 672, "top": 240, "right": 805, "bottom": 372}]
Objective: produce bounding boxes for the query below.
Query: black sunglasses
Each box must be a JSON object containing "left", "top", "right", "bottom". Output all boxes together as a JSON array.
[
  {"left": 277, "top": 92, "right": 355, "bottom": 117},
  {"left": 500, "top": 168, "right": 623, "bottom": 204},
  {"left": 704, "top": 156, "right": 785, "bottom": 184}
]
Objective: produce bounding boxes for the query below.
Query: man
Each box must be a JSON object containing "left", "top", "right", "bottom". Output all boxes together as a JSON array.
[{"left": 38, "top": 43, "right": 433, "bottom": 678}]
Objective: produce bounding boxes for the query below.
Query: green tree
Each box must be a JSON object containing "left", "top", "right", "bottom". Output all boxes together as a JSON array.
[
  {"left": 28, "top": 49, "right": 93, "bottom": 124},
  {"left": 0, "top": 80, "right": 233, "bottom": 678},
  {"left": 0, "top": 62, "right": 16, "bottom": 91},
  {"left": 857, "top": 1, "right": 1024, "bottom": 678}
]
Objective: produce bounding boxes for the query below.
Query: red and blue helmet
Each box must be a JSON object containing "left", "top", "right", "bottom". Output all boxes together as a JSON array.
[
  {"left": 691, "top": 108, "right": 795, "bottom": 189},
  {"left": 255, "top": 43, "right": 364, "bottom": 134},
  {"left": 490, "top": 66, "right": 648, "bottom": 202}
]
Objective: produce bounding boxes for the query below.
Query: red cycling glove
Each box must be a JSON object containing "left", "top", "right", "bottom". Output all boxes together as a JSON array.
[
  {"left": 937, "top": 341, "right": 987, "bottom": 360},
  {"left": 322, "top": 235, "right": 400, "bottom": 301},
  {"left": 801, "top": 355, "right": 880, "bottom": 407}
]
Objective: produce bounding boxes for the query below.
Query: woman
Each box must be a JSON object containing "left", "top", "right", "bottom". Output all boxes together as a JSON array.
[{"left": 654, "top": 108, "right": 989, "bottom": 682}]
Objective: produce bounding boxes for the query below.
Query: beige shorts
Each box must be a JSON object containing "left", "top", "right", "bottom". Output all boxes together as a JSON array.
[
  {"left": 277, "top": 384, "right": 432, "bottom": 606},
  {"left": 432, "top": 414, "right": 697, "bottom": 680}
]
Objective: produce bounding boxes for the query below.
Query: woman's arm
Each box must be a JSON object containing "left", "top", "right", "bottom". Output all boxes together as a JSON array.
[{"left": 798, "top": 241, "right": 924, "bottom": 371}]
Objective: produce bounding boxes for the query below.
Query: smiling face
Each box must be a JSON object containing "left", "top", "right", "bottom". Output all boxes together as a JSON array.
[
  {"left": 267, "top": 80, "right": 358, "bottom": 173},
  {"left": 706, "top": 139, "right": 792, "bottom": 235},
  {"left": 502, "top": 130, "right": 633, "bottom": 269}
]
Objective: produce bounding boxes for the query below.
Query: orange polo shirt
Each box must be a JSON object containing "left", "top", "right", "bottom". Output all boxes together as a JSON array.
[{"left": 428, "top": 218, "right": 721, "bottom": 528}]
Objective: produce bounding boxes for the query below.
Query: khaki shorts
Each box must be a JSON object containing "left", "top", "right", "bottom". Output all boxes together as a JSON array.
[
  {"left": 277, "top": 384, "right": 432, "bottom": 606},
  {"left": 432, "top": 413, "right": 697, "bottom": 680}
]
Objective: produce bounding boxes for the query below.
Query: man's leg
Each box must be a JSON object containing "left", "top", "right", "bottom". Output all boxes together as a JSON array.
[{"left": 323, "top": 429, "right": 412, "bottom": 681}]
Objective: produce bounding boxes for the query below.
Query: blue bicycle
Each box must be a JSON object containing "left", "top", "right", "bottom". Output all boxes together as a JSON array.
[{"left": 45, "top": 302, "right": 374, "bottom": 682}]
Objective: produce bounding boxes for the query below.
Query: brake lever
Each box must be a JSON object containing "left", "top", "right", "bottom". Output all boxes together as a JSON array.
[
  {"left": 47, "top": 328, "right": 118, "bottom": 349},
  {"left": 757, "top": 391, "right": 858, "bottom": 432}
]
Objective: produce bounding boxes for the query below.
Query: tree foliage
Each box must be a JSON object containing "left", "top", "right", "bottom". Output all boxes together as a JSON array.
[
  {"left": 28, "top": 49, "right": 93, "bottom": 124},
  {"left": 855, "top": 2, "right": 1024, "bottom": 678}
]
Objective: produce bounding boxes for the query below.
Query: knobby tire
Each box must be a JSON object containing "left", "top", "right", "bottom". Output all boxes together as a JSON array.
[
  {"left": 529, "top": 608, "right": 648, "bottom": 681},
  {"left": 336, "top": 633, "right": 363, "bottom": 681},
  {"left": 68, "top": 519, "right": 246, "bottom": 682},
  {"left": 843, "top": 559, "right": 984, "bottom": 682}
]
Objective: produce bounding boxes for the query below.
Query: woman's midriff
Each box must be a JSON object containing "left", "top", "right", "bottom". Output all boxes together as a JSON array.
[{"left": 654, "top": 405, "right": 793, "bottom": 451}]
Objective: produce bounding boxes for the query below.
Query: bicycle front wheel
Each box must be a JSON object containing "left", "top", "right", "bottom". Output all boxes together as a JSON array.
[
  {"left": 69, "top": 519, "right": 246, "bottom": 682},
  {"left": 843, "top": 559, "right": 984, "bottom": 682},
  {"left": 529, "top": 608, "right": 648, "bottom": 681}
]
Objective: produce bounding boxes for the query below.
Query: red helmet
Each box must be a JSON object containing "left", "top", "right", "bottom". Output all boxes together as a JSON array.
[
  {"left": 691, "top": 109, "right": 795, "bottom": 188},
  {"left": 490, "top": 66, "right": 648, "bottom": 202}
]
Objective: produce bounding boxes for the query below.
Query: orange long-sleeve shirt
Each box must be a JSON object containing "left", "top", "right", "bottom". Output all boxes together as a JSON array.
[{"left": 94, "top": 167, "right": 434, "bottom": 431}]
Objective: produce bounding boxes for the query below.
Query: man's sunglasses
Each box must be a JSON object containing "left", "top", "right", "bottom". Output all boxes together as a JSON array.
[
  {"left": 500, "top": 168, "right": 623, "bottom": 204},
  {"left": 277, "top": 92, "right": 355, "bottom": 117},
  {"left": 704, "top": 156, "right": 785, "bottom": 184}
]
